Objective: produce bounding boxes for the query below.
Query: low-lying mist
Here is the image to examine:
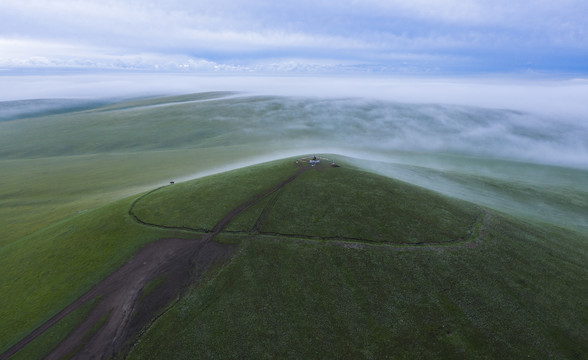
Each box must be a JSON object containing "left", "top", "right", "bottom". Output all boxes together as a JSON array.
[
  {"left": 2, "top": 73, "right": 587, "bottom": 167},
  {"left": 1, "top": 90, "right": 587, "bottom": 170},
  {"left": 241, "top": 97, "right": 588, "bottom": 169},
  {"left": 0, "top": 98, "right": 109, "bottom": 121}
]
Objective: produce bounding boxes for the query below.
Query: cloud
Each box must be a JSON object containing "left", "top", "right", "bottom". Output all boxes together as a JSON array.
[{"left": 1, "top": 0, "right": 586, "bottom": 74}]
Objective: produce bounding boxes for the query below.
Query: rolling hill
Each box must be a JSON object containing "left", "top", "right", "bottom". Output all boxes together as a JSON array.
[{"left": 1, "top": 156, "right": 586, "bottom": 359}]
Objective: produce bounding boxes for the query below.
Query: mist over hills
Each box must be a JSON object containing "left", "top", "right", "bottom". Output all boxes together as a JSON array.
[
  {"left": 1, "top": 93, "right": 587, "bottom": 170},
  {"left": 2, "top": 0, "right": 587, "bottom": 355},
  {"left": 0, "top": 99, "right": 109, "bottom": 122},
  {"left": 2, "top": 93, "right": 586, "bottom": 234}
]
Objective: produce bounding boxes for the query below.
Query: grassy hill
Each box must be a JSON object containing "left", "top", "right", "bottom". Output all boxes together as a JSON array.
[
  {"left": 126, "top": 158, "right": 588, "bottom": 359},
  {"left": 2, "top": 156, "right": 586, "bottom": 359}
]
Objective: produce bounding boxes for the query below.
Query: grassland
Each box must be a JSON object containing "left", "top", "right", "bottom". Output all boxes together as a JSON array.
[
  {"left": 131, "top": 160, "right": 299, "bottom": 231},
  {"left": 8, "top": 299, "right": 99, "bottom": 360},
  {"left": 0, "top": 157, "right": 299, "bottom": 356},
  {"left": 0, "top": 196, "right": 183, "bottom": 354},
  {"left": 125, "top": 158, "right": 588, "bottom": 358},
  {"left": 130, "top": 225, "right": 587, "bottom": 359},
  {"left": 1, "top": 94, "right": 587, "bottom": 358}
]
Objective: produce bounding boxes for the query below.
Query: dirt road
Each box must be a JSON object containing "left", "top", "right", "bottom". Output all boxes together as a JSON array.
[{"left": 1, "top": 167, "right": 307, "bottom": 360}]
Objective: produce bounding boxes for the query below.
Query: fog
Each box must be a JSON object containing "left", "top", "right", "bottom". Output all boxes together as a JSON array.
[
  {"left": 1, "top": 73, "right": 587, "bottom": 170},
  {"left": 1, "top": 73, "right": 587, "bottom": 116},
  {"left": 0, "top": 98, "right": 108, "bottom": 121}
]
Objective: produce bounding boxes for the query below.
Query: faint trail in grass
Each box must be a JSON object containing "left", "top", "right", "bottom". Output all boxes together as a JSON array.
[
  {"left": 128, "top": 186, "right": 208, "bottom": 233},
  {"left": 251, "top": 191, "right": 283, "bottom": 234},
  {"left": 229, "top": 209, "right": 492, "bottom": 250}
]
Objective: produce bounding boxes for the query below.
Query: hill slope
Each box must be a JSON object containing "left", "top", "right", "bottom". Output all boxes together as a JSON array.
[
  {"left": 127, "top": 158, "right": 588, "bottom": 359},
  {"left": 2, "top": 157, "right": 587, "bottom": 360}
]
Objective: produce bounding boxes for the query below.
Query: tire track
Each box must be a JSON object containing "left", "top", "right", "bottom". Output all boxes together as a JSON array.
[
  {"left": 228, "top": 210, "right": 492, "bottom": 250},
  {"left": 251, "top": 191, "right": 282, "bottom": 234}
]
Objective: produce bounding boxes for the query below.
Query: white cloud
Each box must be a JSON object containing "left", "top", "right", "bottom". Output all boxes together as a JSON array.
[
  {"left": 0, "top": 0, "right": 587, "bottom": 74},
  {"left": 352, "top": 0, "right": 484, "bottom": 24}
]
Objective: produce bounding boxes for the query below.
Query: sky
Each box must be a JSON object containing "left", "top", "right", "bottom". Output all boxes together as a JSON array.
[{"left": 1, "top": 0, "right": 587, "bottom": 75}]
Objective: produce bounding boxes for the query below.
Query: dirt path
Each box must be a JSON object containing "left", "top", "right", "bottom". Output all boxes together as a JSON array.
[{"left": 1, "top": 167, "right": 308, "bottom": 360}]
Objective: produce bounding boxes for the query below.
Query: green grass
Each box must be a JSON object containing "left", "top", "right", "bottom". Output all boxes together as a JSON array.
[
  {"left": 258, "top": 167, "right": 480, "bottom": 243},
  {"left": 125, "top": 158, "right": 587, "bottom": 358},
  {"left": 0, "top": 157, "right": 291, "bottom": 355},
  {"left": 2, "top": 156, "right": 587, "bottom": 359},
  {"left": 0, "top": 196, "right": 180, "bottom": 354},
  {"left": 9, "top": 298, "right": 100, "bottom": 360},
  {"left": 0, "top": 145, "right": 279, "bottom": 247},
  {"left": 131, "top": 159, "right": 299, "bottom": 231},
  {"left": 137, "top": 163, "right": 480, "bottom": 244},
  {"left": 2, "top": 94, "right": 587, "bottom": 358},
  {"left": 128, "top": 217, "right": 588, "bottom": 359}
]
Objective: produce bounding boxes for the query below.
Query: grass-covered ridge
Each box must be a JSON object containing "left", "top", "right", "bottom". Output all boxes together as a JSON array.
[
  {"left": 257, "top": 167, "right": 482, "bottom": 243},
  {"left": 127, "top": 157, "right": 586, "bottom": 359}
]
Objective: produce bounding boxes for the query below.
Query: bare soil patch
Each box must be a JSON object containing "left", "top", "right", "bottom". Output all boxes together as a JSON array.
[
  {"left": 2, "top": 165, "right": 309, "bottom": 360},
  {"left": 1, "top": 238, "right": 235, "bottom": 360}
]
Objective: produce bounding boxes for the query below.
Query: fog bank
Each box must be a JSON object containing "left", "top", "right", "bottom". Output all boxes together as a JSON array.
[
  {"left": 1, "top": 74, "right": 587, "bottom": 118},
  {"left": 1, "top": 74, "right": 587, "bottom": 169}
]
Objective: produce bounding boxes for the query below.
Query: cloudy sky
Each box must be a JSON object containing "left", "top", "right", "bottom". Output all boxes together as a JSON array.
[{"left": 1, "top": 0, "right": 587, "bottom": 74}]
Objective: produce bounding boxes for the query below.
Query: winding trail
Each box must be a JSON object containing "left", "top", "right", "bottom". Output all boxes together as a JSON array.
[{"left": 1, "top": 162, "right": 492, "bottom": 360}]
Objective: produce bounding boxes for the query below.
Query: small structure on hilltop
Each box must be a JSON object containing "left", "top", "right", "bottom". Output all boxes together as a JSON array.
[
  {"left": 309, "top": 155, "right": 321, "bottom": 167},
  {"left": 300, "top": 155, "right": 339, "bottom": 168}
]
